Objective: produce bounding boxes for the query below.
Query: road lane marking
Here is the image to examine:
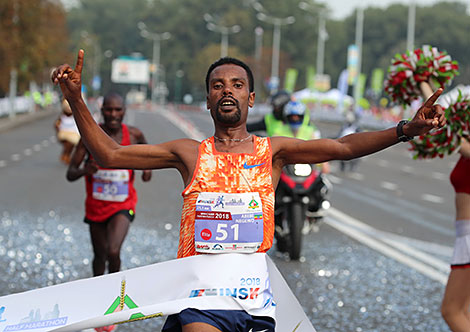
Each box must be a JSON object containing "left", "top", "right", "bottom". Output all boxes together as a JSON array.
[
  {"left": 377, "top": 159, "right": 389, "bottom": 167},
  {"left": 0, "top": 160, "right": 6, "bottom": 167},
  {"left": 421, "top": 194, "right": 444, "bottom": 204},
  {"left": 431, "top": 172, "right": 447, "bottom": 181},
  {"left": 347, "top": 172, "right": 364, "bottom": 181},
  {"left": 326, "top": 207, "right": 449, "bottom": 284},
  {"left": 24, "top": 148, "right": 32, "bottom": 156},
  {"left": 400, "top": 165, "right": 413, "bottom": 173},
  {"left": 380, "top": 181, "right": 398, "bottom": 191},
  {"left": 158, "top": 108, "right": 205, "bottom": 141},
  {"left": 11, "top": 154, "right": 21, "bottom": 161},
  {"left": 336, "top": 184, "right": 453, "bottom": 236},
  {"left": 327, "top": 174, "right": 343, "bottom": 185},
  {"left": 33, "top": 144, "right": 41, "bottom": 151}
]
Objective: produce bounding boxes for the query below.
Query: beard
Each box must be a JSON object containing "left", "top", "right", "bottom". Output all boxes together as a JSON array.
[{"left": 214, "top": 98, "right": 242, "bottom": 124}]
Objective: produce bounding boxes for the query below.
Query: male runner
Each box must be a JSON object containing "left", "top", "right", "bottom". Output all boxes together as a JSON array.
[
  {"left": 52, "top": 50, "right": 445, "bottom": 332},
  {"left": 66, "top": 92, "right": 152, "bottom": 278}
]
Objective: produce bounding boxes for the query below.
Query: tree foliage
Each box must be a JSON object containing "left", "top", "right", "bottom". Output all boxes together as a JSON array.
[
  {"left": 0, "top": 0, "right": 70, "bottom": 97},
  {"left": 3, "top": 0, "right": 469, "bottom": 101}
]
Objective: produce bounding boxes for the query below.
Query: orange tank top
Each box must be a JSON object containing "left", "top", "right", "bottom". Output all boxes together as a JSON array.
[{"left": 178, "top": 135, "right": 275, "bottom": 258}]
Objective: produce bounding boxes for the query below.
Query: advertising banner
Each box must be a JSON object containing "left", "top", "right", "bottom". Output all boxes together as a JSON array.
[{"left": 0, "top": 254, "right": 316, "bottom": 332}]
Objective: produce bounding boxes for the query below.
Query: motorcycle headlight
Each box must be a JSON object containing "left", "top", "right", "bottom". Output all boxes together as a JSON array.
[{"left": 293, "top": 164, "right": 312, "bottom": 177}]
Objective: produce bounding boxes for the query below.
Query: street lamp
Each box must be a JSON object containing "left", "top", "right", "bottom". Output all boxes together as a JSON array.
[
  {"left": 407, "top": 1, "right": 416, "bottom": 52},
  {"left": 204, "top": 13, "right": 241, "bottom": 58},
  {"left": 138, "top": 22, "right": 171, "bottom": 105},
  {"left": 298, "top": 1, "right": 328, "bottom": 76},
  {"left": 253, "top": 4, "right": 295, "bottom": 92}
]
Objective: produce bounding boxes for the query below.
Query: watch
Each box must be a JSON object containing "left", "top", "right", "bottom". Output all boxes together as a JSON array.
[{"left": 396, "top": 120, "right": 413, "bottom": 142}]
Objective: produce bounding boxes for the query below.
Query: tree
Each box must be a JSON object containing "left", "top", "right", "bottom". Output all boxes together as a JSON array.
[{"left": 0, "top": 0, "right": 70, "bottom": 97}]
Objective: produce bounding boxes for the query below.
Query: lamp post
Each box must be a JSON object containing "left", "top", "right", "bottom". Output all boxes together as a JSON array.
[
  {"left": 253, "top": 5, "right": 295, "bottom": 93},
  {"left": 353, "top": 7, "right": 364, "bottom": 113},
  {"left": 254, "top": 26, "right": 263, "bottom": 95},
  {"left": 407, "top": 1, "right": 416, "bottom": 52},
  {"left": 204, "top": 14, "right": 241, "bottom": 58},
  {"left": 138, "top": 22, "right": 171, "bottom": 105},
  {"left": 298, "top": 1, "right": 328, "bottom": 76}
]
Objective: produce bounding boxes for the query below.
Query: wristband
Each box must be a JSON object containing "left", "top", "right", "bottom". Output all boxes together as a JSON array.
[{"left": 396, "top": 120, "right": 414, "bottom": 142}]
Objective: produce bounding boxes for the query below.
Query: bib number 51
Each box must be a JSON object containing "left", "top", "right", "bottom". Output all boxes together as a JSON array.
[{"left": 215, "top": 223, "right": 239, "bottom": 241}]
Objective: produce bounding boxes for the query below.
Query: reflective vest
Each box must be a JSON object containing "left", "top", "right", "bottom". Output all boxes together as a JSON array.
[{"left": 264, "top": 113, "right": 284, "bottom": 137}]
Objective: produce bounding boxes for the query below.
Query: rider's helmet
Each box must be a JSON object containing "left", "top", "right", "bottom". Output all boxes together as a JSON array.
[
  {"left": 284, "top": 100, "right": 306, "bottom": 131},
  {"left": 270, "top": 90, "right": 291, "bottom": 120}
]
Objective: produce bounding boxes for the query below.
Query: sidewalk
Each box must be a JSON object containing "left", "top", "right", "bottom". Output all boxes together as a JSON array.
[{"left": 0, "top": 107, "right": 58, "bottom": 133}]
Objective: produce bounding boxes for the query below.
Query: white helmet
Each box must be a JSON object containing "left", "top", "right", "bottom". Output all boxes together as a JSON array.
[{"left": 284, "top": 101, "right": 306, "bottom": 130}]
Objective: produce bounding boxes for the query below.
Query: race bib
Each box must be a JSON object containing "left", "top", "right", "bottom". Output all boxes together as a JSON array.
[
  {"left": 92, "top": 170, "right": 129, "bottom": 202},
  {"left": 195, "top": 192, "right": 264, "bottom": 253}
]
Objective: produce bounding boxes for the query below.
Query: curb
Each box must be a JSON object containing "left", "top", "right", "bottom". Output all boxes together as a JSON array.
[{"left": 0, "top": 107, "right": 59, "bottom": 133}]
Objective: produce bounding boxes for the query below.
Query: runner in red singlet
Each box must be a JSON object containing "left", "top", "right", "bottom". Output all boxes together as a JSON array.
[
  {"left": 66, "top": 92, "right": 152, "bottom": 277},
  {"left": 53, "top": 50, "right": 445, "bottom": 332}
]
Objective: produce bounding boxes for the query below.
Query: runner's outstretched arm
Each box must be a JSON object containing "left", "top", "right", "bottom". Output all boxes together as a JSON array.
[
  {"left": 273, "top": 89, "right": 446, "bottom": 165},
  {"left": 51, "top": 50, "right": 189, "bottom": 171}
]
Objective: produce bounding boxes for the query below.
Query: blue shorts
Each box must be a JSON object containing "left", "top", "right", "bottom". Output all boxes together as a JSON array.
[{"left": 162, "top": 308, "right": 275, "bottom": 332}]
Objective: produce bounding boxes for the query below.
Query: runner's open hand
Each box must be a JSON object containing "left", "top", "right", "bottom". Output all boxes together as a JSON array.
[
  {"left": 51, "top": 50, "right": 84, "bottom": 102},
  {"left": 405, "top": 88, "right": 446, "bottom": 137}
]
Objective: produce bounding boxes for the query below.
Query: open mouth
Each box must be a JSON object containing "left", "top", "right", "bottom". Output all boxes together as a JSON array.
[{"left": 218, "top": 98, "right": 237, "bottom": 110}]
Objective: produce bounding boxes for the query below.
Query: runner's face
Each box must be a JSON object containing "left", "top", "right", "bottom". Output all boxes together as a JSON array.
[
  {"left": 101, "top": 97, "right": 125, "bottom": 130},
  {"left": 206, "top": 64, "right": 254, "bottom": 126}
]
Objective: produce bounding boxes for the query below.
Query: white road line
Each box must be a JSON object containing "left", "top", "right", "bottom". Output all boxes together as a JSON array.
[
  {"left": 33, "top": 144, "right": 42, "bottom": 151},
  {"left": 347, "top": 172, "right": 364, "bottom": 181},
  {"left": 327, "top": 174, "right": 343, "bottom": 185},
  {"left": 0, "top": 160, "right": 6, "bottom": 167},
  {"left": 24, "top": 148, "right": 32, "bottom": 156},
  {"left": 159, "top": 108, "right": 205, "bottom": 141},
  {"left": 377, "top": 159, "right": 389, "bottom": 167},
  {"left": 380, "top": 181, "right": 398, "bottom": 191},
  {"left": 42, "top": 140, "right": 49, "bottom": 147},
  {"left": 431, "top": 172, "right": 447, "bottom": 181},
  {"left": 400, "top": 165, "right": 413, "bottom": 174},
  {"left": 11, "top": 154, "right": 21, "bottom": 161},
  {"left": 421, "top": 194, "right": 444, "bottom": 204},
  {"left": 326, "top": 207, "right": 448, "bottom": 284}
]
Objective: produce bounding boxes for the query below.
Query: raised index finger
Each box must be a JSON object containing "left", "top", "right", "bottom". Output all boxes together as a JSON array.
[
  {"left": 423, "top": 88, "right": 443, "bottom": 107},
  {"left": 74, "top": 49, "right": 84, "bottom": 74}
]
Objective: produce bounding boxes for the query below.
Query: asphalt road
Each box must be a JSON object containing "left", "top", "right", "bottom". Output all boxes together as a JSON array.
[{"left": 0, "top": 106, "right": 456, "bottom": 331}]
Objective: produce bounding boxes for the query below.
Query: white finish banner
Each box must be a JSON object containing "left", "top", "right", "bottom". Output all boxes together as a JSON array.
[{"left": 0, "top": 254, "right": 316, "bottom": 332}]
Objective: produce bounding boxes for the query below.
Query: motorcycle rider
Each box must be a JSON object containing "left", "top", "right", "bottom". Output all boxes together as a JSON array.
[
  {"left": 271, "top": 100, "right": 330, "bottom": 254},
  {"left": 246, "top": 90, "right": 291, "bottom": 136},
  {"left": 274, "top": 100, "right": 330, "bottom": 173}
]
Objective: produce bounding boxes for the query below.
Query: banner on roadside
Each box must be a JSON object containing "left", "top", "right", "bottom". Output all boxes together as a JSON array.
[{"left": 284, "top": 68, "right": 299, "bottom": 93}]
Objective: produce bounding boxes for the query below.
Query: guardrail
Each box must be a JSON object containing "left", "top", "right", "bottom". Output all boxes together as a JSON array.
[{"left": 0, "top": 96, "right": 35, "bottom": 117}]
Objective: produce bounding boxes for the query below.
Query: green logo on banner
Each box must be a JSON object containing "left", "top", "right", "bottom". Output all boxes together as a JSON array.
[{"left": 103, "top": 279, "right": 163, "bottom": 324}]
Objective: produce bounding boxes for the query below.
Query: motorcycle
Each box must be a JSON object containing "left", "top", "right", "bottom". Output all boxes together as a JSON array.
[{"left": 274, "top": 164, "right": 332, "bottom": 260}]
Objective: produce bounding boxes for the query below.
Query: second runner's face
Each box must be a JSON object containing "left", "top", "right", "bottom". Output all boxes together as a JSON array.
[
  {"left": 207, "top": 64, "right": 254, "bottom": 126},
  {"left": 101, "top": 97, "right": 125, "bottom": 130}
]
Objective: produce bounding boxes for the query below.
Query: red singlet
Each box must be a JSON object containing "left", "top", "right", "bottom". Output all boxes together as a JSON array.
[
  {"left": 450, "top": 156, "right": 470, "bottom": 194},
  {"left": 84, "top": 124, "right": 137, "bottom": 222}
]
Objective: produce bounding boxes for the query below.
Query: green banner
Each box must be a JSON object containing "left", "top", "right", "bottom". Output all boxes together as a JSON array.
[
  {"left": 370, "top": 68, "right": 384, "bottom": 94},
  {"left": 284, "top": 68, "right": 298, "bottom": 93},
  {"left": 306, "top": 66, "right": 316, "bottom": 90},
  {"left": 357, "top": 73, "right": 367, "bottom": 99}
]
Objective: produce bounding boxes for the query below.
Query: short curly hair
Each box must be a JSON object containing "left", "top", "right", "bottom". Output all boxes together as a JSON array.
[{"left": 205, "top": 57, "right": 254, "bottom": 93}]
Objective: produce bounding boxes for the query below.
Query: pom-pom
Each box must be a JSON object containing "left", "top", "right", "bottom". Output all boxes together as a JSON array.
[
  {"left": 409, "top": 91, "right": 470, "bottom": 159},
  {"left": 385, "top": 45, "right": 459, "bottom": 106}
]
